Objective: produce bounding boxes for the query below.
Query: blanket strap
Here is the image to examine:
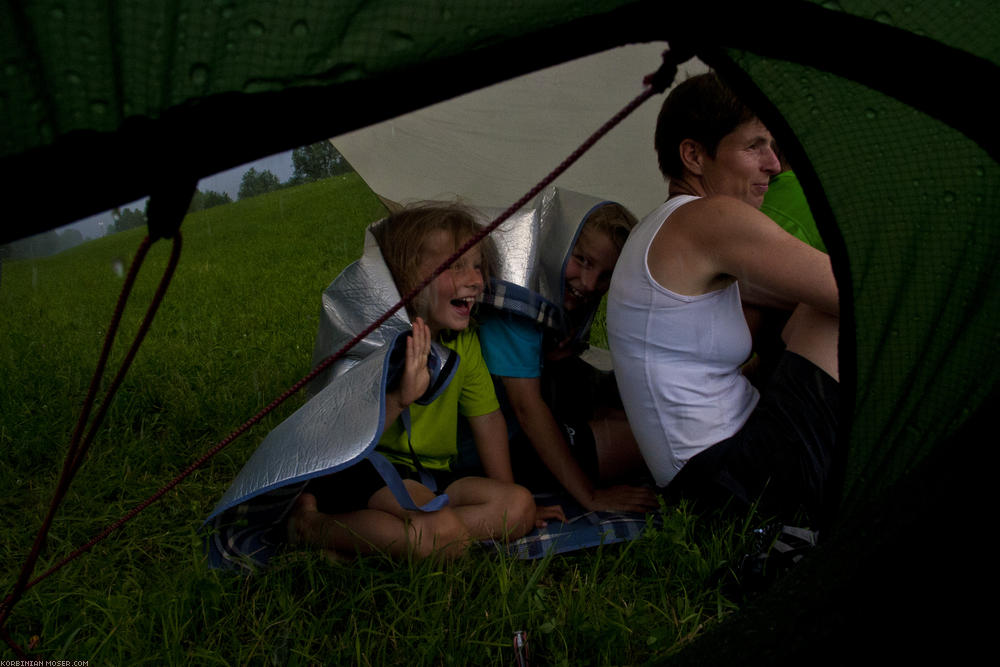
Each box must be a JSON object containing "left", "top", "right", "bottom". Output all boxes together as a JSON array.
[{"left": 367, "top": 450, "right": 449, "bottom": 512}]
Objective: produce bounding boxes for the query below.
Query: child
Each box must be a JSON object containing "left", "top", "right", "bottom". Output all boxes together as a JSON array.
[
  {"left": 289, "top": 204, "right": 561, "bottom": 561},
  {"left": 477, "top": 196, "right": 659, "bottom": 514}
]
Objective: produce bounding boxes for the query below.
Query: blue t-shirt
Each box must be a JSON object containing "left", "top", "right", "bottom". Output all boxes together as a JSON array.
[{"left": 478, "top": 310, "right": 543, "bottom": 378}]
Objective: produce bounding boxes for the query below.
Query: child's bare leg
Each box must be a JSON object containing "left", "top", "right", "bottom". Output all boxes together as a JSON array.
[
  {"left": 442, "top": 477, "right": 535, "bottom": 541},
  {"left": 290, "top": 482, "right": 471, "bottom": 560},
  {"left": 367, "top": 481, "right": 472, "bottom": 558},
  {"left": 781, "top": 303, "right": 839, "bottom": 381}
]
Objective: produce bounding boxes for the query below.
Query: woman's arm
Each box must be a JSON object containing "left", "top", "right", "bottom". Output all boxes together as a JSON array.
[{"left": 650, "top": 196, "right": 839, "bottom": 315}]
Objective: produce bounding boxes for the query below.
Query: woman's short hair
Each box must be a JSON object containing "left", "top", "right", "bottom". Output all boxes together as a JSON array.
[{"left": 654, "top": 72, "right": 756, "bottom": 181}]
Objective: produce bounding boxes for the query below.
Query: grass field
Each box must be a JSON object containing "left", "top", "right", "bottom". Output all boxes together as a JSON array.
[{"left": 1, "top": 174, "right": 754, "bottom": 664}]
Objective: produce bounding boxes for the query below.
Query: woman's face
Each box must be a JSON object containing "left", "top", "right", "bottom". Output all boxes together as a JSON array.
[{"left": 698, "top": 118, "right": 781, "bottom": 208}]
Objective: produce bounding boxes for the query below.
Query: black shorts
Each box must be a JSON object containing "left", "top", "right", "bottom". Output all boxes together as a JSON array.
[
  {"left": 664, "top": 351, "right": 840, "bottom": 523},
  {"left": 304, "top": 459, "right": 457, "bottom": 514}
]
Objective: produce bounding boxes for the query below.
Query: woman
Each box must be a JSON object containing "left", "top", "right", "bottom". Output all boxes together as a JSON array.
[{"left": 607, "top": 72, "right": 839, "bottom": 523}]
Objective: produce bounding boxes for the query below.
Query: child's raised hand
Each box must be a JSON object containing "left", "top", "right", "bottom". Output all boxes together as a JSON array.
[{"left": 399, "top": 316, "right": 432, "bottom": 407}]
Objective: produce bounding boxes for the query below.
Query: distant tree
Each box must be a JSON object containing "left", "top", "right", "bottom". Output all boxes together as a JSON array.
[
  {"left": 290, "top": 140, "right": 350, "bottom": 183},
  {"left": 238, "top": 167, "right": 282, "bottom": 200},
  {"left": 57, "top": 228, "right": 84, "bottom": 252},
  {"left": 188, "top": 189, "right": 233, "bottom": 212},
  {"left": 110, "top": 207, "right": 147, "bottom": 234}
]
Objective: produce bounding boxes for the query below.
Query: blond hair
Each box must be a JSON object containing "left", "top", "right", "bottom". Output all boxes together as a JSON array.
[
  {"left": 372, "top": 203, "right": 496, "bottom": 318},
  {"left": 583, "top": 202, "right": 637, "bottom": 253}
]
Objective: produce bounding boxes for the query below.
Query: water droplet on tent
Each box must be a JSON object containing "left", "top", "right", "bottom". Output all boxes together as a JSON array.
[
  {"left": 50, "top": 5, "right": 66, "bottom": 20},
  {"left": 3, "top": 62, "right": 18, "bottom": 77},
  {"left": 441, "top": 8, "right": 453, "bottom": 20},
  {"left": 912, "top": 179, "right": 921, "bottom": 188},
  {"left": 245, "top": 19, "right": 266, "bottom": 36},
  {"left": 943, "top": 191, "right": 956, "bottom": 203},
  {"left": 112, "top": 258, "right": 125, "bottom": 278},
  {"left": 291, "top": 19, "right": 309, "bottom": 37},
  {"left": 66, "top": 70, "right": 82, "bottom": 86},
  {"left": 38, "top": 120, "right": 54, "bottom": 143},
  {"left": 465, "top": 25, "right": 481, "bottom": 37},
  {"left": 864, "top": 108, "right": 878, "bottom": 120},
  {"left": 873, "top": 11, "right": 894, "bottom": 25},
  {"left": 90, "top": 100, "right": 108, "bottom": 115},
  {"left": 190, "top": 63, "right": 209, "bottom": 86},
  {"left": 975, "top": 166, "right": 985, "bottom": 177},
  {"left": 388, "top": 31, "right": 415, "bottom": 51},
  {"left": 243, "top": 79, "right": 272, "bottom": 93},
  {"left": 820, "top": 1, "right": 843, "bottom": 11}
]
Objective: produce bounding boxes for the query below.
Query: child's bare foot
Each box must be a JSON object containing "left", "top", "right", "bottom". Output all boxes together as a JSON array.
[
  {"left": 287, "top": 492, "right": 353, "bottom": 562},
  {"left": 287, "top": 491, "right": 319, "bottom": 546}
]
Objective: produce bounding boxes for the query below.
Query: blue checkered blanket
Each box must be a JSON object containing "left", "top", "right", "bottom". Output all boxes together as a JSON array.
[{"left": 485, "top": 492, "right": 658, "bottom": 559}]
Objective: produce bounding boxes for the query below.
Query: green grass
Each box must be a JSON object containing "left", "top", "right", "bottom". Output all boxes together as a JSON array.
[{"left": 2, "top": 174, "right": 754, "bottom": 663}]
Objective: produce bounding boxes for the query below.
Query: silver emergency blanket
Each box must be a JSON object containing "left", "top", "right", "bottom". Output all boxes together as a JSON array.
[
  {"left": 206, "top": 331, "right": 395, "bottom": 522},
  {"left": 309, "top": 223, "right": 412, "bottom": 393},
  {"left": 206, "top": 326, "right": 458, "bottom": 520},
  {"left": 309, "top": 185, "right": 613, "bottom": 397},
  {"left": 479, "top": 185, "right": 614, "bottom": 331}
]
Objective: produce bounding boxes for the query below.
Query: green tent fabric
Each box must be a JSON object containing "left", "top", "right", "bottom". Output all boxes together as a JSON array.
[
  {"left": 2, "top": 0, "right": 998, "bottom": 659},
  {"left": 760, "top": 171, "right": 826, "bottom": 253}
]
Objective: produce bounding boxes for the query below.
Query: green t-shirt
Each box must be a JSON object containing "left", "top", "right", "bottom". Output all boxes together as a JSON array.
[
  {"left": 377, "top": 328, "right": 499, "bottom": 471},
  {"left": 761, "top": 170, "right": 827, "bottom": 253}
]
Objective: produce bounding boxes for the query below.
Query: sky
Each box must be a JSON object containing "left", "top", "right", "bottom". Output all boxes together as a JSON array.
[{"left": 66, "top": 149, "right": 295, "bottom": 240}]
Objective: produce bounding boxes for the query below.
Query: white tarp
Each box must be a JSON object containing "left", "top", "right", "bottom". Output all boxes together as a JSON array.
[{"left": 332, "top": 42, "right": 707, "bottom": 219}]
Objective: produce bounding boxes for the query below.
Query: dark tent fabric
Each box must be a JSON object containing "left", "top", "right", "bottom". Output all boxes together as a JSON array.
[{"left": 2, "top": 0, "right": 998, "bottom": 659}]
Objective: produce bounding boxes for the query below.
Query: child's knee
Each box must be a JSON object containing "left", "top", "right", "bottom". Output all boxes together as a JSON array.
[
  {"left": 504, "top": 484, "right": 537, "bottom": 539},
  {"left": 410, "top": 510, "right": 471, "bottom": 559}
]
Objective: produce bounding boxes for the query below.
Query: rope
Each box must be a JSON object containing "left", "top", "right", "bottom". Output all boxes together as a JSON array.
[
  {"left": 1, "top": 233, "right": 182, "bottom": 649},
  {"left": 1, "top": 50, "right": 685, "bottom": 652}
]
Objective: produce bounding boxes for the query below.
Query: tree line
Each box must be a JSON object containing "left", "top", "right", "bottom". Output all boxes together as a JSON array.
[{"left": 2, "top": 141, "right": 352, "bottom": 261}]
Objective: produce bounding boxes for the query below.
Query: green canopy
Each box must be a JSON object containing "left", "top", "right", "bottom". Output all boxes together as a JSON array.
[{"left": 3, "top": 0, "right": 997, "bottom": 659}]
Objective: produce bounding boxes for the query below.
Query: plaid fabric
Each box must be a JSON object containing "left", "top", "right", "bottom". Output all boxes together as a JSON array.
[
  {"left": 205, "top": 482, "right": 306, "bottom": 571},
  {"left": 484, "top": 492, "right": 658, "bottom": 560},
  {"left": 481, "top": 280, "right": 564, "bottom": 332}
]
